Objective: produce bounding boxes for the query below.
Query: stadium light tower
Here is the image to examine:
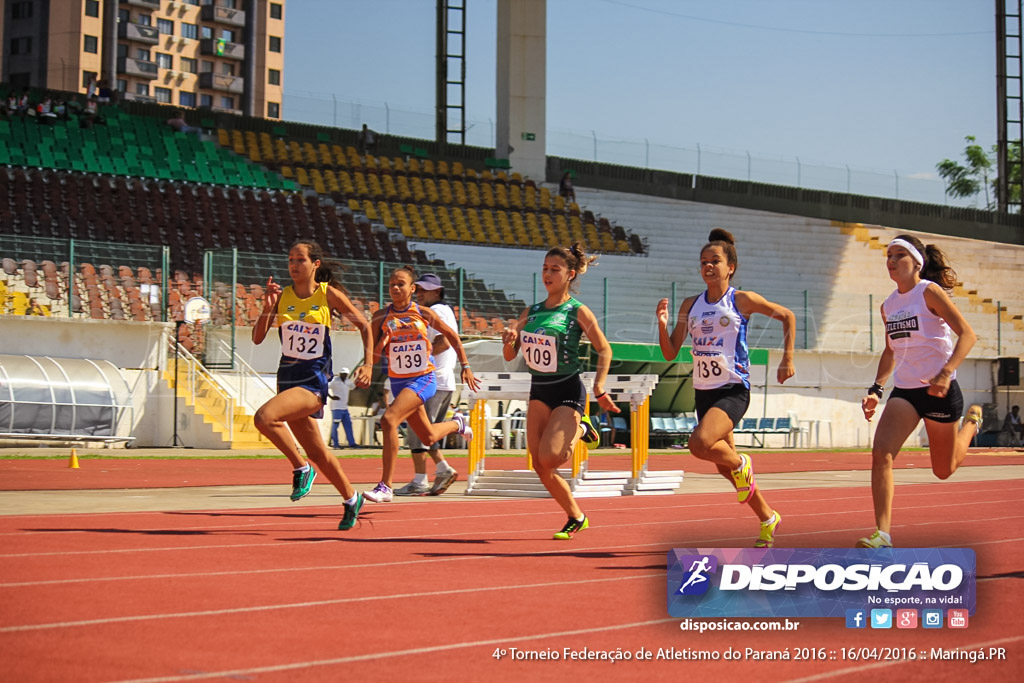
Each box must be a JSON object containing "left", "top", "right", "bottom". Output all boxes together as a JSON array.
[
  {"left": 436, "top": 1, "right": 468, "bottom": 148},
  {"left": 996, "top": 0, "right": 1023, "bottom": 211}
]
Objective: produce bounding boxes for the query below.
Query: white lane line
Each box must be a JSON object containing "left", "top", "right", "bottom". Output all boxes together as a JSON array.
[
  {"left": 0, "top": 572, "right": 660, "bottom": 633},
  {"left": 108, "top": 617, "right": 679, "bottom": 683},
  {"left": 781, "top": 634, "right": 1024, "bottom": 682}
]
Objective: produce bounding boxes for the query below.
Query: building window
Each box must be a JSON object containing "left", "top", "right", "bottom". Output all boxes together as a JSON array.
[
  {"left": 200, "top": 60, "right": 214, "bottom": 73},
  {"left": 155, "top": 87, "right": 172, "bottom": 104},
  {"left": 268, "top": 69, "right": 280, "bottom": 86},
  {"left": 270, "top": 3, "right": 283, "bottom": 20},
  {"left": 183, "top": 0, "right": 199, "bottom": 5},
  {"left": 118, "top": 9, "right": 130, "bottom": 24},
  {"left": 269, "top": 36, "right": 282, "bottom": 53},
  {"left": 156, "top": 53, "right": 173, "bottom": 70},
  {"left": 221, "top": 63, "right": 235, "bottom": 76},
  {"left": 136, "top": 83, "right": 149, "bottom": 96},
  {"left": 220, "top": 96, "right": 234, "bottom": 109},
  {"left": 179, "top": 91, "right": 196, "bottom": 107},
  {"left": 117, "top": 43, "right": 128, "bottom": 58},
  {"left": 200, "top": 94, "right": 212, "bottom": 108},
  {"left": 157, "top": 19, "right": 174, "bottom": 35},
  {"left": 180, "top": 57, "right": 198, "bottom": 74},
  {"left": 137, "top": 14, "right": 152, "bottom": 26},
  {"left": 116, "top": 79, "right": 127, "bottom": 92},
  {"left": 268, "top": 102, "right": 280, "bottom": 119},
  {"left": 136, "top": 48, "right": 151, "bottom": 61},
  {"left": 220, "top": 29, "right": 235, "bottom": 42},
  {"left": 201, "top": 26, "right": 213, "bottom": 40},
  {"left": 181, "top": 23, "right": 198, "bottom": 40},
  {"left": 11, "top": 1, "right": 32, "bottom": 19},
  {"left": 82, "top": 71, "right": 98, "bottom": 88},
  {"left": 10, "top": 37, "right": 32, "bottom": 55},
  {"left": 84, "top": 35, "right": 99, "bottom": 54},
  {"left": 85, "top": 0, "right": 100, "bottom": 18}
]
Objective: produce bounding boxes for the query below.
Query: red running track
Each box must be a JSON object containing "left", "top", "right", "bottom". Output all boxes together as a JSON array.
[
  {"left": 2, "top": 449, "right": 1023, "bottom": 491},
  {"left": 0, "top": 479, "right": 1021, "bottom": 681}
]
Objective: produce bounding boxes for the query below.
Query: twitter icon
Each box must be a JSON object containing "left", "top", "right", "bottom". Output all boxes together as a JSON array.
[{"left": 871, "top": 609, "right": 893, "bottom": 629}]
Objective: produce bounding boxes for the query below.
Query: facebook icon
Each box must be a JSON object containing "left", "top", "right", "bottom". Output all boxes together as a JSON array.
[{"left": 846, "top": 609, "right": 867, "bottom": 629}]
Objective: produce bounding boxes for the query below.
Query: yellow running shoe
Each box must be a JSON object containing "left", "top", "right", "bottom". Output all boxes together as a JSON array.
[
  {"left": 755, "top": 511, "right": 781, "bottom": 548},
  {"left": 730, "top": 454, "right": 757, "bottom": 504},
  {"left": 553, "top": 515, "right": 589, "bottom": 540},
  {"left": 855, "top": 530, "right": 893, "bottom": 548},
  {"left": 965, "top": 404, "right": 982, "bottom": 427}
]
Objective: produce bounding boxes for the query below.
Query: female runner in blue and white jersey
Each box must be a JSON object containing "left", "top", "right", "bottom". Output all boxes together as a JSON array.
[
  {"left": 656, "top": 228, "right": 796, "bottom": 548},
  {"left": 857, "top": 234, "right": 980, "bottom": 548},
  {"left": 252, "top": 240, "right": 373, "bottom": 531}
]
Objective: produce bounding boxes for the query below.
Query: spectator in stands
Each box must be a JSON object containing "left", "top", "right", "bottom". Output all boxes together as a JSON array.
[
  {"left": 857, "top": 234, "right": 980, "bottom": 548},
  {"left": 86, "top": 77, "right": 98, "bottom": 100},
  {"left": 393, "top": 272, "right": 461, "bottom": 496},
  {"left": 251, "top": 240, "right": 374, "bottom": 531},
  {"left": 16, "top": 87, "right": 31, "bottom": 116},
  {"left": 362, "top": 266, "right": 479, "bottom": 504},
  {"left": 97, "top": 80, "right": 112, "bottom": 104},
  {"left": 357, "top": 123, "right": 378, "bottom": 155},
  {"left": 27, "top": 298, "right": 49, "bottom": 316},
  {"left": 328, "top": 368, "right": 358, "bottom": 449},
  {"left": 167, "top": 110, "right": 200, "bottom": 136},
  {"left": 80, "top": 97, "right": 99, "bottom": 129},
  {"left": 656, "top": 228, "right": 795, "bottom": 549},
  {"left": 1003, "top": 405, "right": 1023, "bottom": 447},
  {"left": 53, "top": 99, "right": 69, "bottom": 121},
  {"left": 558, "top": 171, "right": 576, "bottom": 204},
  {"left": 502, "top": 243, "right": 619, "bottom": 539},
  {"left": 36, "top": 97, "right": 57, "bottom": 124}
]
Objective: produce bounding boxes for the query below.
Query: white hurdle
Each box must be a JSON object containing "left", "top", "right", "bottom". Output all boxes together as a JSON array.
[{"left": 462, "top": 372, "right": 683, "bottom": 497}]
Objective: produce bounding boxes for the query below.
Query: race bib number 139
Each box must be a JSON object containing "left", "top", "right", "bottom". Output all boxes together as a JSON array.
[{"left": 389, "top": 339, "right": 429, "bottom": 374}]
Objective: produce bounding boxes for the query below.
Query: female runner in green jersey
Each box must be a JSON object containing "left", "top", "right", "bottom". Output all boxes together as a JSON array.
[{"left": 502, "top": 243, "right": 620, "bottom": 539}]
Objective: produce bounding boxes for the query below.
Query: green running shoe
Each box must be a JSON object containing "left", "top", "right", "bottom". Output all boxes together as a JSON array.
[
  {"left": 290, "top": 467, "right": 316, "bottom": 501},
  {"left": 338, "top": 493, "right": 364, "bottom": 531},
  {"left": 553, "top": 515, "right": 589, "bottom": 540}
]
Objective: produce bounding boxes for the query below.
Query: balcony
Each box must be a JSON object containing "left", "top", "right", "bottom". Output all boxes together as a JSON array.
[
  {"left": 123, "top": 92, "right": 157, "bottom": 104},
  {"left": 200, "top": 5, "right": 246, "bottom": 29},
  {"left": 198, "top": 72, "right": 244, "bottom": 95},
  {"left": 122, "top": 0, "right": 160, "bottom": 8},
  {"left": 117, "top": 57, "right": 159, "bottom": 80},
  {"left": 209, "top": 104, "right": 242, "bottom": 116},
  {"left": 199, "top": 38, "right": 244, "bottom": 61},
  {"left": 117, "top": 22, "right": 159, "bottom": 45}
]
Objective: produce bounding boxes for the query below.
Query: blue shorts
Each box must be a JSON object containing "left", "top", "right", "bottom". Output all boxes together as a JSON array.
[
  {"left": 390, "top": 373, "right": 437, "bottom": 403},
  {"left": 277, "top": 359, "right": 331, "bottom": 419}
]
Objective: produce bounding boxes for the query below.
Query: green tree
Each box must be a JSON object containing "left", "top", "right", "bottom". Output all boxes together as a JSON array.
[{"left": 936, "top": 135, "right": 992, "bottom": 207}]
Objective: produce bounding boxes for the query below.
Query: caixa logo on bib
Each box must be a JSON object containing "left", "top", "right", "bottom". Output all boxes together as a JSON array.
[{"left": 666, "top": 548, "right": 975, "bottom": 618}]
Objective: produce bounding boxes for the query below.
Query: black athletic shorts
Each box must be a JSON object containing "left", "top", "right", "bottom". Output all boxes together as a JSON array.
[
  {"left": 529, "top": 374, "right": 587, "bottom": 415},
  {"left": 694, "top": 383, "right": 750, "bottom": 427},
  {"left": 889, "top": 380, "right": 964, "bottom": 423}
]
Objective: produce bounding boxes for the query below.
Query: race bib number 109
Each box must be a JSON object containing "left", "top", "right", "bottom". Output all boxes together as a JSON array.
[{"left": 521, "top": 331, "right": 557, "bottom": 373}]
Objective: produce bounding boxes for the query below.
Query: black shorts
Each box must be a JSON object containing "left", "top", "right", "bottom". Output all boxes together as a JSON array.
[
  {"left": 694, "top": 383, "right": 750, "bottom": 427},
  {"left": 529, "top": 374, "right": 587, "bottom": 415},
  {"left": 277, "top": 359, "right": 331, "bottom": 419},
  {"left": 889, "top": 380, "right": 964, "bottom": 423}
]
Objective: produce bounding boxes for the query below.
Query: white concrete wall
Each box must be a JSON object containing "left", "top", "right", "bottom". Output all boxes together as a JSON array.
[{"left": 496, "top": 0, "right": 547, "bottom": 179}]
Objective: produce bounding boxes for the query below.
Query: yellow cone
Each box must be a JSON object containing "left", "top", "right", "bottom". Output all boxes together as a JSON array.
[{"left": 68, "top": 448, "right": 79, "bottom": 469}]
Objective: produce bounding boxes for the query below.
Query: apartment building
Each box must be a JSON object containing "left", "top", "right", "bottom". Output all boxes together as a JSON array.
[{"left": 0, "top": 0, "right": 284, "bottom": 118}]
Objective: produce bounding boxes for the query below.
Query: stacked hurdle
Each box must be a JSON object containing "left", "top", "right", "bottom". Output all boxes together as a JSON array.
[{"left": 462, "top": 372, "right": 683, "bottom": 497}]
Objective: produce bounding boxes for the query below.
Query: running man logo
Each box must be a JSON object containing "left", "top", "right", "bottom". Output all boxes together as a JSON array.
[{"left": 676, "top": 554, "right": 718, "bottom": 596}]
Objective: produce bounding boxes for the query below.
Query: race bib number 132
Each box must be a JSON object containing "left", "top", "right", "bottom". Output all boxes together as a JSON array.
[{"left": 281, "top": 321, "right": 326, "bottom": 360}]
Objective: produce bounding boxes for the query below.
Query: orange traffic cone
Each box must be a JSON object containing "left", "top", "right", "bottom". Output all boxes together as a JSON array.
[{"left": 68, "top": 447, "right": 79, "bottom": 469}]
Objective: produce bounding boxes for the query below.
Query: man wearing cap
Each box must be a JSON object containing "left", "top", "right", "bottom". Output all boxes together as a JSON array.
[
  {"left": 395, "top": 273, "right": 460, "bottom": 495},
  {"left": 328, "top": 368, "right": 358, "bottom": 449}
]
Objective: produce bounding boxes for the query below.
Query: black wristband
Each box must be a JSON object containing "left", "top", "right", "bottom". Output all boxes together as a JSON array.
[
  {"left": 867, "top": 383, "right": 884, "bottom": 399},
  {"left": 594, "top": 391, "right": 607, "bottom": 399}
]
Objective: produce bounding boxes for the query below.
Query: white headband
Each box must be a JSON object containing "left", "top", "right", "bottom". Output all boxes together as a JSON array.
[{"left": 888, "top": 239, "right": 923, "bottom": 267}]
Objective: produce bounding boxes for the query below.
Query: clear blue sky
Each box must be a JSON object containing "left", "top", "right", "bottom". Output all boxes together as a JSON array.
[{"left": 284, "top": 0, "right": 995, "bottom": 203}]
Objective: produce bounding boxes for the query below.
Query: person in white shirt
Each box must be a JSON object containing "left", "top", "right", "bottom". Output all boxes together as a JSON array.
[
  {"left": 394, "top": 273, "right": 461, "bottom": 496},
  {"left": 1003, "top": 405, "right": 1023, "bottom": 447},
  {"left": 328, "top": 368, "right": 358, "bottom": 449},
  {"left": 858, "top": 234, "right": 981, "bottom": 548}
]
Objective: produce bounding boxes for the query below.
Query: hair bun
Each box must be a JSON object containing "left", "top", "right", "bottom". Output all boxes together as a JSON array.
[{"left": 708, "top": 228, "right": 735, "bottom": 245}]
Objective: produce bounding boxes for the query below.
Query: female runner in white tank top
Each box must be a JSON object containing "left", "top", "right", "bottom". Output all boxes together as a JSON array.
[
  {"left": 857, "top": 234, "right": 981, "bottom": 548},
  {"left": 656, "top": 229, "right": 796, "bottom": 548}
]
